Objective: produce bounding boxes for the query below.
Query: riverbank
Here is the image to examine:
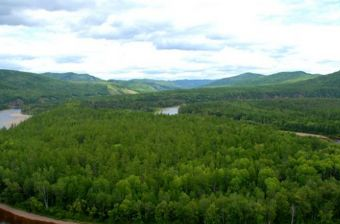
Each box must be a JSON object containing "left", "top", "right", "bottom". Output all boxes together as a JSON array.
[
  {"left": 284, "top": 131, "right": 340, "bottom": 144},
  {"left": 0, "top": 203, "right": 78, "bottom": 224},
  {"left": 295, "top": 132, "right": 331, "bottom": 140}
]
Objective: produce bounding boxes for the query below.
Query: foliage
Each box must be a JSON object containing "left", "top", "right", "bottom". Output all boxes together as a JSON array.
[
  {"left": 180, "top": 98, "right": 340, "bottom": 137},
  {"left": 1, "top": 105, "right": 340, "bottom": 224}
]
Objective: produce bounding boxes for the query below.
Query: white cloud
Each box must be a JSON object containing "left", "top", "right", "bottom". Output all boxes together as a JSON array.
[{"left": 0, "top": 0, "right": 339, "bottom": 79}]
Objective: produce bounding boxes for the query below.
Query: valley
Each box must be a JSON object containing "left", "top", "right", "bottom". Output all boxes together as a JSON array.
[
  {"left": 1, "top": 1, "right": 339, "bottom": 223},
  {"left": 1, "top": 69, "right": 340, "bottom": 224}
]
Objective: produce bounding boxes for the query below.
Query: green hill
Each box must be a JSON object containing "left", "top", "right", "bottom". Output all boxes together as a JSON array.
[
  {"left": 282, "top": 70, "right": 340, "bottom": 97},
  {"left": 207, "top": 73, "right": 264, "bottom": 87},
  {"left": 259, "top": 71, "right": 320, "bottom": 85},
  {"left": 0, "top": 70, "right": 135, "bottom": 111},
  {"left": 296, "top": 70, "right": 340, "bottom": 88},
  {"left": 41, "top": 72, "right": 101, "bottom": 82},
  {"left": 1, "top": 104, "right": 340, "bottom": 224},
  {"left": 208, "top": 71, "right": 319, "bottom": 87}
]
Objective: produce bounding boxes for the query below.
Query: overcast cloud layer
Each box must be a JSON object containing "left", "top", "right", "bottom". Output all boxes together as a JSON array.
[{"left": 0, "top": 0, "right": 339, "bottom": 80}]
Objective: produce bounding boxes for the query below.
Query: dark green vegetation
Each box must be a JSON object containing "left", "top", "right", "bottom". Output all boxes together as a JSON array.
[
  {"left": 41, "top": 72, "right": 101, "bottom": 82},
  {"left": 207, "top": 71, "right": 319, "bottom": 87},
  {"left": 181, "top": 98, "right": 340, "bottom": 137},
  {"left": 2, "top": 69, "right": 340, "bottom": 224},
  {"left": 1, "top": 105, "right": 340, "bottom": 224}
]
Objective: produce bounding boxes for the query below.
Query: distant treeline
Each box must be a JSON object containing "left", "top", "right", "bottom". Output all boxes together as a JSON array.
[
  {"left": 180, "top": 98, "right": 340, "bottom": 137},
  {"left": 84, "top": 71, "right": 340, "bottom": 111}
]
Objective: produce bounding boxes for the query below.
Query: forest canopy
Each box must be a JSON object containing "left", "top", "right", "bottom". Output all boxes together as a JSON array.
[
  {"left": 180, "top": 98, "right": 340, "bottom": 138},
  {"left": 1, "top": 105, "right": 340, "bottom": 224}
]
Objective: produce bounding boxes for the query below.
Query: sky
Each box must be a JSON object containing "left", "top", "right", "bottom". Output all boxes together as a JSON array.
[{"left": 0, "top": 0, "right": 339, "bottom": 80}]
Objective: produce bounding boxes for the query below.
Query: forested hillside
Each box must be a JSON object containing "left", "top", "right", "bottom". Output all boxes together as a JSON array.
[
  {"left": 0, "top": 70, "right": 135, "bottom": 112},
  {"left": 208, "top": 71, "right": 319, "bottom": 87},
  {"left": 1, "top": 69, "right": 336, "bottom": 112},
  {"left": 41, "top": 72, "right": 101, "bottom": 82},
  {"left": 1, "top": 105, "right": 340, "bottom": 224},
  {"left": 207, "top": 73, "right": 264, "bottom": 87},
  {"left": 84, "top": 70, "right": 340, "bottom": 113}
]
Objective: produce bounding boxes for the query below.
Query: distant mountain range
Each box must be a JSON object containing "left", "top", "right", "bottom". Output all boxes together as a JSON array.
[
  {"left": 110, "top": 71, "right": 320, "bottom": 91},
  {"left": 37, "top": 70, "right": 321, "bottom": 92},
  {"left": 0, "top": 68, "right": 338, "bottom": 111}
]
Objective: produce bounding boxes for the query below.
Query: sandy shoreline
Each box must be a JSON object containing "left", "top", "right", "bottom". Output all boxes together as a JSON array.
[
  {"left": 294, "top": 132, "right": 330, "bottom": 140},
  {"left": 0, "top": 203, "right": 79, "bottom": 224}
]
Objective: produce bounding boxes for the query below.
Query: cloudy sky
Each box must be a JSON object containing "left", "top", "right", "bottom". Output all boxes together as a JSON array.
[{"left": 0, "top": 0, "right": 339, "bottom": 80}]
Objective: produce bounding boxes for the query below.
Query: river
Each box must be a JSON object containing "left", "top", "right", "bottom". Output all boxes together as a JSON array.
[
  {"left": 0, "top": 109, "right": 31, "bottom": 129},
  {"left": 156, "top": 106, "right": 180, "bottom": 115}
]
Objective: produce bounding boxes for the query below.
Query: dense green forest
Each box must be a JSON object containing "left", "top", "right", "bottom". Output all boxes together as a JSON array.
[
  {"left": 2, "top": 69, "right": 340, "bottom": 224},
  {"left": 1, "top": 105, "right": 340, "bottom": 224},
  {"left": 180, "top": 98, "right": 340, "bottom": 137}
]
